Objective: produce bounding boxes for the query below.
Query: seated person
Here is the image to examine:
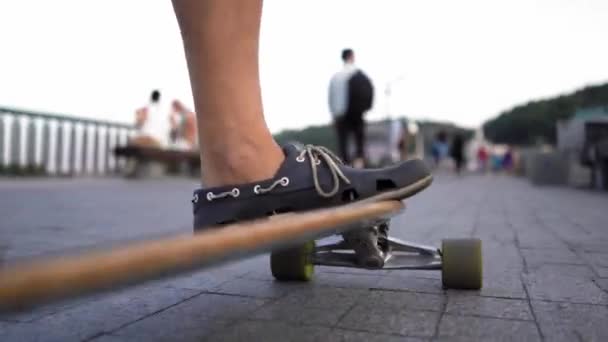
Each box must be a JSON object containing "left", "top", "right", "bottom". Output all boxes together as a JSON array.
[{"left": 169, "top": 100, "right": 198, "bottom": 150}]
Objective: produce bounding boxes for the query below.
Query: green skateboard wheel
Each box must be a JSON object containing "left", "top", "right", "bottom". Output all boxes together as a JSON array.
[
  {"left": 441, "top": 238, "right": 482, "bottom": 289},
  {"left": 270, "top": 241, "right": 315, "bottom": 281}
]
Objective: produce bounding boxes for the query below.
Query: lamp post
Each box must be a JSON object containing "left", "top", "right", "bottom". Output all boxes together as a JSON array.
[{"left": 385, "top": 74, "right": 406, "bottom": 119}]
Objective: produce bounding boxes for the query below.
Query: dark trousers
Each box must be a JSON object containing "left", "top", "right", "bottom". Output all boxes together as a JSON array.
[{"left": 334, "top": 112, "right": 365, "bottom": 164}]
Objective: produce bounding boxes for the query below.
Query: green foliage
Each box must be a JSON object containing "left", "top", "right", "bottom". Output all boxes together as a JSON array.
[
  {"left": 273, "top": 118, "right": 473, "bottom": 158},
  {"left": 0, "top": 164, "right": 46, "bottom": 176},
  {"left": 274, "top": 124, "right": 338, "bottom": 153},
  {"left": 483, "top": 83, "right": 608, "bottom": 146}
]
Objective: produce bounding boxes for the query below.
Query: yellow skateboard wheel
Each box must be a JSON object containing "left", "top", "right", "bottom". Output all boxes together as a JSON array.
[
  {"left": 270, "top": 241, "right": 315, "bottom": 281},
  {"left": 441, "top": 238, "right": 483, "bottom": 290}
]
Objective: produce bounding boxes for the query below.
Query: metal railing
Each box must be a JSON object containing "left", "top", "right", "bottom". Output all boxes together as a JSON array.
[{"left": 0, "top": 106, "right": 135, "bottom": 176}]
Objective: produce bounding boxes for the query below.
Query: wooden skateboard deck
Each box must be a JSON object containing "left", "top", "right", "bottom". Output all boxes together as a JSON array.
[{"left": 0, "top": 200, "right": 404, "bottom": 312}]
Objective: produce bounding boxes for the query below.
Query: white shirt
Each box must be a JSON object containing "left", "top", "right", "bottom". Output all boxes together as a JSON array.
[
  {"left": 389, "top": 118, "right": 405, "bottom": 162},
  {"left": 389, "top": 119, "right": 404, "bottom": 147},
  {"left": 139, "top": 102, "right": 169, "bottom": 147},
  {"left": 328, "top": 63, "right": 358, "bottom": 118}
]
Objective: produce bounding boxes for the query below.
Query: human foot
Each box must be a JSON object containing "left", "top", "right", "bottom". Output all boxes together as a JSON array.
[
  {"left": 192, "top": 143, "right": 432, "bottom": 267},
  {"left": 192, "top": 143, "right": 432, "bottom": 228}
]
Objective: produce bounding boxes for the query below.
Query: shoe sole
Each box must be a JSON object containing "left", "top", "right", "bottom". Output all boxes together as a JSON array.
[{"left": 357, "top": 174, "right": 434, "bottom": 205}]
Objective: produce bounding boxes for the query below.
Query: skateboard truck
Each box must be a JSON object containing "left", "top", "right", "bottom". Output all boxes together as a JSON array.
[
  {"left": 270, "top": 218, "right": 483, "bottom": 290},
  {"left": 314, "top": 235, "right": 442, "bottom": 270}
]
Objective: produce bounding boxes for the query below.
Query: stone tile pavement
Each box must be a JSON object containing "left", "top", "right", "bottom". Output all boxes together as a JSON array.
[{"left": 0, "top": 174, "right": 607, "bottom": 341}]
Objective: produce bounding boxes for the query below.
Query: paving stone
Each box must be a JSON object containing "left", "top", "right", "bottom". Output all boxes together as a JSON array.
[
  {"left": 523, "top": 273, "right": 608, "bottom": 304},
  {"left": 206, "top": 320, "right": 333, "bottom": 342},
  {"left": 446, "top": 293, "right": 533, "bottom": 320},
  {"left": 0, "top": 284, "right": 199, "bottom": 341},
  {"left": 314, "top": 272, "right": 383, "bottom": 289},
  {"left": 594, "top": 278, "right": 608, "bottom": 292},
  {"left": 252, "top": 301, "right": 344, "bottom": 326},
  {"left": 477, "top": 273, "right": 527, "bottom": 299},
  {"left": 437, "top": 314, "right": 541, "bottom": 341},
  {"left": 167, "top": 268, "right": 239, "bottom": 291},
  {"left": 527, "top": 264, "right": 596, "bottom": 279},
  {"left": 574, "top": 242, "right": 608, "bottom": 253},
  {"left": 0, "top": 321, "right": 14, "bottom": 335},
  {"left": 98, "top": 320, "right": 228, "bottom": 342},
  {"left": 326, "top": 328, "right": 427, "bottom": 342},
  {"left": 108, "top": 293, "right": 264, "bottom": 341},
  {"left": 584, "top": 252, "right": 608, "bottom": 268},
  {"left": 88, "top": 334, "right": 131, "bottom": 342},
  {"left": 593, "top": 266, "right": 608, "bottom": 277},
  {"left": 516, "top": 231, "right": 568, "bottom": 250},
  {"left": 3, "top": 175, "right": 608, "bottom": 341},
  {"left": 276, "top": 286, "right": 367, "bottom": 310},
  {"left": 337, "top": 305, "right": 439, "bottom": 337},
  {"left": 390, "top": 269, "right": 441, "bottom": 280},
  {"left": 475, "top": 228, "right": 516, "bottom": 244},
  {"left": 210, "top": 278, "right": 294, "bottom": 299},
  {"left": 520, "top": 248, "right": 584, "bottom": 267},
  {"left": 358, "top": 290, "right": 444, "bottom": 312},
  {"left": 374, "top": 275, "right": 444, "bottom": 294},
  {"left": 532, "top": 300, "right": 608, "bottom": 342},
  {"left": 0, "top": 294, "right": 98, "bottom": 323},
  {"left": 240, "top": 269, "right": 276, "bottom": 282},
  {"left": 317, "top": 266, "right": 393, "bottom": 276}
]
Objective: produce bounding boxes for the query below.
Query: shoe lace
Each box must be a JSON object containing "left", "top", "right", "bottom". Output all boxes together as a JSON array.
[
  {"left": 296, "top": 145, "right": 351, "bottom": 198},
  {"left": 201, "top": 144, "right": 352, "bottom": 202}
]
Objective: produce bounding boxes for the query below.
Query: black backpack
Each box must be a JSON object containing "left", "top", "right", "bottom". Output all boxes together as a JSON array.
[{"left": 347, "top": 70, "right": 374, "bottom": 115}]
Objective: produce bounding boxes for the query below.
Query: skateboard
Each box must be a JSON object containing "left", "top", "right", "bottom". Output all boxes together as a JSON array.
[
  {"left": 0, "top": 199, "right": 481, "bottom": 312},
  {"left": 270, "top": 206, "right": 482, "bottom": 290}
]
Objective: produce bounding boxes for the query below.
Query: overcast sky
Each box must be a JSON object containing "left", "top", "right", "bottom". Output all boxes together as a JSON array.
[{"left": 1, "top": 0, "right": 607, "bottom": 132}]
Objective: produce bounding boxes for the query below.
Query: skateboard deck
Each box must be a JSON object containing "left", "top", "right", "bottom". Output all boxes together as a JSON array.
[{"left": 0, "top": 200, "right": 404, "bottom": 312}]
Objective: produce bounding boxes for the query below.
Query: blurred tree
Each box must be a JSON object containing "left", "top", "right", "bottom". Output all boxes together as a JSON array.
[
  {"left": 483, "top": 83, "right": 608, "bottom": 146},
  {"left": 274, "top": 124, "right": 338, "bottom": 153},
  {"left": 273, "top": 118, "right": 472, "bottom": 158}
]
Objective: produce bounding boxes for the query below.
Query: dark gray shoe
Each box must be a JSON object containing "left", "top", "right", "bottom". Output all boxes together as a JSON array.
[{"left": 191, "top": 143, "right": 432, "bottom": 263}]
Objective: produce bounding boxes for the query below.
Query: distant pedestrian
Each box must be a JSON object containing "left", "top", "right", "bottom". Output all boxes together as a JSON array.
[
  {"left": 328, "top": 48, "right": 374, "bottom": 168},
  {"left": 431, "top": 131, "right": 449, "bottom": 167},
  {"left": 502, "top": 148, "right": 514, "bottom": 171},
  {"left": 477, "top": 145, "right": 488, "bottom": 172},
  {"left": 169, "top": 100, "right": 198, "bottom": 150},
  {"left": 389, "top": 118, "right": 407, "bottom": 163},
  {"left": 450, "top": 134, "right": 465, "bottom": 174}
]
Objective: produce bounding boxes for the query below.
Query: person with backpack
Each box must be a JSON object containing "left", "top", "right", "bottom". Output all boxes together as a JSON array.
[{"left": 328, "top": 49, "right": 374, "bottom": 168}]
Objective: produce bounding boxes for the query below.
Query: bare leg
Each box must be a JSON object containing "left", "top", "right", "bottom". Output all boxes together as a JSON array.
[{"left": 172, "top": 0, "right": 283, "bottom": 187}]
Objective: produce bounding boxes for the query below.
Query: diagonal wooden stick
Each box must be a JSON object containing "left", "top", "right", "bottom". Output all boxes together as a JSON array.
[{"left": 0, "top": 200, "right": 403, "bottom": 312}]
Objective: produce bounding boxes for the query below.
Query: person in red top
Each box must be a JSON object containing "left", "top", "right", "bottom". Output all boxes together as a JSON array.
[
  {"left": 477, "top": 146, "right": 488, "bottom": 172},
  {"left": 169, "top": 100, "right": 198, "bottom": 150}
]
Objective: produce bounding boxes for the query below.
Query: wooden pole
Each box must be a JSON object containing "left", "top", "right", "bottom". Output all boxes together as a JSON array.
[{"left": 0, "top": 200, "right": 403, "bottom": 312}]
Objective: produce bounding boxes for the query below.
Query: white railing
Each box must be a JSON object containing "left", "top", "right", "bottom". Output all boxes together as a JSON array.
[{"left": 0, "top": 106, "right": 135, "bottom": 176}]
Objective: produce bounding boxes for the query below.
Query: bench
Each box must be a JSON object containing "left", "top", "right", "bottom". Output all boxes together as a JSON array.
[{"left": 114, "top": 145, "right": 200, "bottom": 178}]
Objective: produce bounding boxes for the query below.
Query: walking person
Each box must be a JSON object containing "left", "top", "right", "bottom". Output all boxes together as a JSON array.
[
  {"left": 450, "top": 134, "right": 465, "bottom": 174},
  {"left": 328, "top": 49, "right": 374, "bottom": 168}
]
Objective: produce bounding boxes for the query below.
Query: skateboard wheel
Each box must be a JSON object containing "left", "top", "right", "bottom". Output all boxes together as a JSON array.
[
  {"left": 270, "top": 241, "right": 315, "bottom": 281},
  {"left": 441, "top": 238, "right": 482, "bottom": 290}
]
